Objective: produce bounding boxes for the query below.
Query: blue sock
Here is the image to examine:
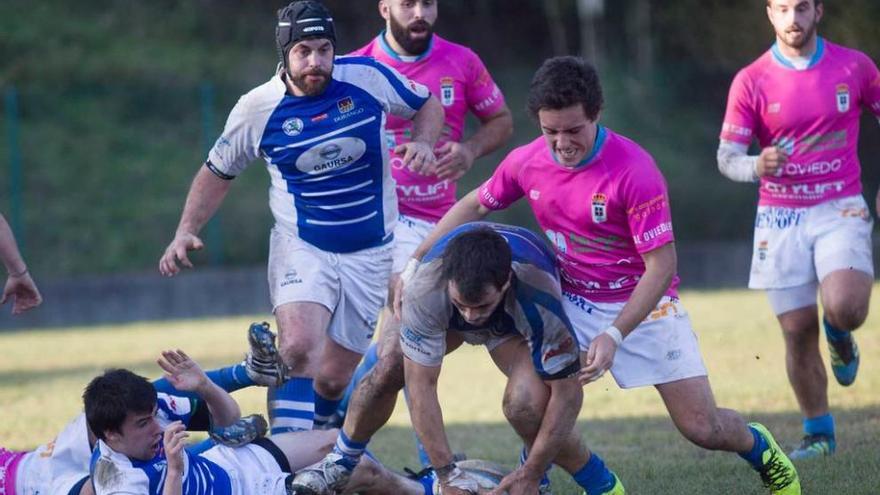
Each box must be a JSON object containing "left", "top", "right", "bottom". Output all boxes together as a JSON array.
[
  {"left": 332, "top": 430, "right": 368, "bottom": 466},
  {"left": 314, "top": 392, "right": 341, "bottom": 428},
  {"left": 573, "top": 452, "right": 615, "bottom": 494},
  {"left": 338, "top": 343, "right": 379, "bottom": 414},
  {"left": 268, "top": 377, "right": 315, "bottom": 434},
  {"left": 804, "top": 413, "right": 835, "bottom": 438},
  {"left": 823, "top": 318, "right": 850, "bottom": 342},
  {"left": 153, "top": 364, "right": 254, "bottom": 399},
  {"left": 186, "top": 438, "right": 217, "bottom": 455},
  {"left": 739, "top": 425, "right": 769, "bottom": 470}
]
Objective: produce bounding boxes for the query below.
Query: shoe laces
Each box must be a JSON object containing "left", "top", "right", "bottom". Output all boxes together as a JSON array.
[{"left": 759, "top": 448, "right": 796, "bottom": 490}]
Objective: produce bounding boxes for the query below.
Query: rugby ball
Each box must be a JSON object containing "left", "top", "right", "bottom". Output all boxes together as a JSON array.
[{"left": 432, "top": 459, "right": 511, "bottom": 494}]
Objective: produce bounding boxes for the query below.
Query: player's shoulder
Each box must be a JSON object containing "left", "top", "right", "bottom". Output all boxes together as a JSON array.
[
  {"left": 605, "top": 129, "right": 655, "bottom": 165},
  {"left": 825, "top": 40, "right": 878, "bottom": 69},
  {"left": 506, "top": 136, "right": 548, "bottom": 163},
  {"left": 733, "top": 50, "right": 775, "bottom": 85},
  {"left": 431, "top": 35, "right": 480, "bottom": 59}
]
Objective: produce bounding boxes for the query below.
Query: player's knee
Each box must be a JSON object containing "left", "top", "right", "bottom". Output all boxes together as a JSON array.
[
  {"left": 679, "top": 414, "right": 725, "bottom": 450},
  {"left": 824, "top": 304, "right": 868, "bottom": 331},
  {"left": 278, "top": 338, "right": 314, "bottom": 370},
  {"left": 502, "top": 386, "right": 545, "bottom": 433}
]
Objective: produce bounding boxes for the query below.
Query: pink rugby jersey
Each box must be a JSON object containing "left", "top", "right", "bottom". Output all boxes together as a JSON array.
[
  {"left": 479, "top": 127, "right": 680, "bottom": 303},
  {"left": 351, "top": 33, "right": 506, "bottom": 221},
  {"left": 721, "top": 38, "right": 880, "bottom": 207}
]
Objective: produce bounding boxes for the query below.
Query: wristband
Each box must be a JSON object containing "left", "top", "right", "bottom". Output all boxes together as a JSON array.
[
  {"left": 603, "top": 325, "right": 623, "bottom": 347},
  {"left": 434, "top": 461, "right": 458, "bottom": 479},
  {"left": 400, "top": 257, "right": 420, "bottom": 285}
]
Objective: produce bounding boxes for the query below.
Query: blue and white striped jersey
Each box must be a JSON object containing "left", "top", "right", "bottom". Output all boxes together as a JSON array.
[
  {"left": 401, "top": 222, "right": 581, "bottom": 380},
  {"left": 207, "top": 56, "right": 430, "bottom": 253},
  {"left": 89, "top": 394, "right": 233, "bottom": 495}
]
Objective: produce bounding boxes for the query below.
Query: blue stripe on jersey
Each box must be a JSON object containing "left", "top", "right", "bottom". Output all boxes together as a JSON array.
[
  {"left": 336, "top": 56, "right": 429, "bottom": 110},
  {"left": 260, "top": 80, "right": 391, "bottom": 252},
  {"left": 157, "top": 393, "right": 195, "bottom": 426},
  {"left": 514, "top": 282, "right": 580, "bottom": 379},
  {"left": 424, "top": 222, "right": 558, "bottom": 275},
  {"left": 131, "top": 449, "right": 232, "bottom": 495}
]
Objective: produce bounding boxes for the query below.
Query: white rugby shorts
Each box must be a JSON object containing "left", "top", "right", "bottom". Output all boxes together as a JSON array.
[
  {"left": 749, "top": 194, "right": 874, "bottom": 290},
  {"left": 392, "top": 214, "right": 436, "bottom": 274},
  {"left": 201, "top": 443, "right": 289, "bottom": 495},
  {"left": 563, "top": 294, "right": 707, "bottom": 389},
  {"left": 268, "top": 227, "right": 392, "bottom": 354}
]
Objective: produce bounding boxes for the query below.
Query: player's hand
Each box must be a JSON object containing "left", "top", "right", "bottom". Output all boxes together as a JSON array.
[
  {"left": 755, "top": 146, "right": 787, "bottom": 177},
  {"left": 2, "top": 271, "right": 42, "bottom": 315},
  {"left": 396, "top": 141, "right": 436, "bottom": 175},
  {"left": 489, "top": 466, "right": 542, "bottom": 495},
  {"left": 159, "top": 232, "right": 205, "bottom": 277},
  {"left": 434, "top": 141, "right": 476, "bottom": 181},
  {"left": 163, "top": 421, "right": 189, "bottom": 476},
  {"left": 158, "top": 349, "right": 209, "bottom": 393},
  {"left": 579, "top": 333, "right": 618, "bottom": 385}
]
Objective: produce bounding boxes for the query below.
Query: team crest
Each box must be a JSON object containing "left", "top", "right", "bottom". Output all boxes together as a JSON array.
[
  {"left": 836, "top": 84, "right": 850, "bottom": 113},
  {"left": 282, "top": 118, "right": 304, "bottom": 137},
  {"left": 591, "top": 193, "right": 607, "bottom": 223},
  {"left": 440, "top": 77, "right": 455, "bottom": 106},
  {"left": 337, "top": 97, "right": 355, "bottom": 114}
]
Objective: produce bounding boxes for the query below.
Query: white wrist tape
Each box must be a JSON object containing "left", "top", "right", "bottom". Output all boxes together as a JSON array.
[
  {"left": 603, "top": 326, "right": 624, "bottom": 347},
  {"left": 400, "top": 257, "right": 420, "bottom": 285}
]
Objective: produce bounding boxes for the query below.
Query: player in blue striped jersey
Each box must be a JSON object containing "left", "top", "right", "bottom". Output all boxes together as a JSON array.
[{"left": 158, "top": 0, "right": 445, "bottom": 437}]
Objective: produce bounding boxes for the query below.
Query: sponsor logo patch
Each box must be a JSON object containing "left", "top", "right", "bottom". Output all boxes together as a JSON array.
[{"left": 282, "top": 118, "right": 304, "bottom": 137}]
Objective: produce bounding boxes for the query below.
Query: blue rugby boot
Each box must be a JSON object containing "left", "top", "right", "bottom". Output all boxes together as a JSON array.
[
  {"left": 788, "top": 433, "right": 836, "bottom": 460},
  {"left": 209, "top": 414, "right": 268, "bottom": 448},
  {"left": 245, "top": 321, "right": 288, "bottom": 387},
  {"left": 824, "top": 325, "right": 859, "bottom": 386}
]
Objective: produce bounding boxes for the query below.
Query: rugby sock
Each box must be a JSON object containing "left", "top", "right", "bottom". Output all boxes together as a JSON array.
[
  {"left": 268, "top": 377, "right": 315, "bottom": 434},
  {"left": 337, "top": 343, "right": 380, "bottom": 417},
  {"left": 313, "top": 392, "right": 341, "bottom": 428},
  {"left": 823, "top": 318, "right": 850, "bottom": 342},
  {"left": 739, "top": 425, "right": 770, "bottom": 470},
  {"left": 803, "top": 413, "right": 835, "bottom": 438},
  {"left": 332, "top": 430, "right": 368, "bottom": 468},
  {"left": 152, "top": 364, "right": 254, "bottom": 398},
  {"left": 573, "top": 452, "right": 616, "bottom": 494}
]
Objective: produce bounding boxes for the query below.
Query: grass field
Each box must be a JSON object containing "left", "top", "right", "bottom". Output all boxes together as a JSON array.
[{"left": 1, "top": 287, "right": 878, "bottom": 494}]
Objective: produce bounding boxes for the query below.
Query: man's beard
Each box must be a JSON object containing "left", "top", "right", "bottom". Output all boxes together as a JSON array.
[
  {"left": 290, "top": 69, "right": 331, "bottom": 96},
  {"left": 388, "top": 14, "right": 433, "bottom": 55},
  {"left": 781, "top": 18, "right": 818, "bottom": 50}
]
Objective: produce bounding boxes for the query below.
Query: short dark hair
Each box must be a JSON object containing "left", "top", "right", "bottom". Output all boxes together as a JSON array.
[
  {"left": 84, "top": 369, "right": 156, "bottom": 440},
  {"left": 527, "top": 56, "right": 604, "bottom": 121},
  {"left": 441, "top": 228, "right": 512, "bottom": 303},
  {"left": 766, "top": 0, "right": 822, "bottom": 6}
]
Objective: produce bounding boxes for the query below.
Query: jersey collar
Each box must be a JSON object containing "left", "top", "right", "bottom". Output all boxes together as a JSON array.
[
  {"left": 551, "top": 125, "right": 608, "bottom": 170},
  {"left": 377, "top": 30, "right": 434, "bottom": 62},
  {"left": 771, "top": 36, "right": 825, "bottom": 70}
]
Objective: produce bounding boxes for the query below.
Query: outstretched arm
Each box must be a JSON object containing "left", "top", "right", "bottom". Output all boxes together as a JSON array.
[
  {"left": 158, "top": 166, "right": 232, "bottom": 276},
  {"left": 157, "top": 349, "right": 240, "bottom": 427}
]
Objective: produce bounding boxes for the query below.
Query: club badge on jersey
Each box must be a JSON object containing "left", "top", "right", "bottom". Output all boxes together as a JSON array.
[
  {"left": 440, "top": 77, "right": 455, "bottom": 106},
  {"left": 591, "top": 193, "right": 607, "bottom": 223},
  {"left": 836, "top": 84, "right": 850, "bottom": 113}
]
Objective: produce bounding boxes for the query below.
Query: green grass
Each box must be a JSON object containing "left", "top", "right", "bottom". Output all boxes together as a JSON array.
[{"left": 2, "top": 287, "right": 879, "bottom": 493}]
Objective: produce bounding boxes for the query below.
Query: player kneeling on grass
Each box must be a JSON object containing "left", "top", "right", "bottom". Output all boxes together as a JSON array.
[{"left": 290, "top": 223, "right": 625, "bottom": 495}]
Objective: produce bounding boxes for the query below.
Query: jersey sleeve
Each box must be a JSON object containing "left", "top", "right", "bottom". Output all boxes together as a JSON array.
[
  {"left": 858, "top": 52, "right": 880, "bottom": 118},
  {"left": 206, "top": 94, "right": 263, "bottom": 179},
  {"left": 399, "top": 267, "right": 449, "bottom": 367},
  {"left": 478, "top": 150, "right": 525, "bottom": 210},
  {"left": 623, "top": 159, "right": 675, "bottom": 254},
  {"left": 337, "top": 57, "right": 431, "bottom": 120},
  {"left": 156, "top": 393, "right": 198, "bottom": 428},
  {"left": 463, "top": 49, "right": 506, "bottom": 120},
  {"left": 719, "top": 69, "right": 757, "bottom": 144}
]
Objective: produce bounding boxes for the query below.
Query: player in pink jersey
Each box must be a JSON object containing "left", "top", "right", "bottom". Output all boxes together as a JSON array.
[
  {"left": 287, "top": 2, "right": 513, "bottom": 493},
  {"left": 400, "top": 56, "right": 800, "bottom": 495},
  {"left": 718, "top": 0, "right": 880, "bottom": 459},
  {"left": 307, "top": 0, "right": 512, "bottom": 433}
]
